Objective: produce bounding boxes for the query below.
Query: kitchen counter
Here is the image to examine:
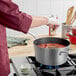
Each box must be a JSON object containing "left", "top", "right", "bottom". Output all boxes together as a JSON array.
[{"left": 8, "top": 34, "right": 76, "bottom": 58}]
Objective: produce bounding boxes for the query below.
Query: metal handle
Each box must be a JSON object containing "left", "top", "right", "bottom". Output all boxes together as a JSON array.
[
  {"left": 69, "top": 48, "right": 73, "bottom": 52},
  {"left": 28, "top": 32, "right": 38, "bottom": 40},
  {"left": 59, "top": 51, "right": 68, "bottom": 55},
  {"left": 59, "top": 48, "right": 73, "bottom": 55}
]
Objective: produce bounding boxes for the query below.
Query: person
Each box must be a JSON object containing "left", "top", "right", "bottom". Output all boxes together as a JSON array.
[{"left": 0, "top": 0, "right": 59, "bottom": 76}]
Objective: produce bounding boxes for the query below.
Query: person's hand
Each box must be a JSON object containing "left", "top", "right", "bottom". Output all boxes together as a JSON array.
[
  {"left": 47, "top": 17, "right": 59, "bottom": 29},
  {"left": 47, "top": 21, "right": 59, "bottom": 28},
  {"left": 47, "top": 16, "right": 59, "bottom": 25},
  {"left": 46, "top": 17, "right": 60, "bottom": 36}
]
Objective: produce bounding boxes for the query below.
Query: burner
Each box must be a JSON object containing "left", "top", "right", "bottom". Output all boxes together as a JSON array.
[
  {"left": 11, "top": 53, "right": 76, "bottom": 76},
  {"left": 41, "top": 69, "right": 61, "bottom": 76},
  {"left": 67, "top": 70, "right": 76, "bottom": 76},
  {"left": 27, "top": 56, "right": 76, "bottom": 76},
  {"left": 38, "top": 64, "right": 59, "bottom": 69}
]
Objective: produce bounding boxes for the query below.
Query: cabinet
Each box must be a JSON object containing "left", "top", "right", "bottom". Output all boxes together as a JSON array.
[
  {"left": 23, "top": 0, "right": 51, "bottom": 16},
  {"left": 23, "top": 0, "right": 37, "bottom": 16},
  {"left": 37, "top": 0, "right": 51, "bottom": 16}
]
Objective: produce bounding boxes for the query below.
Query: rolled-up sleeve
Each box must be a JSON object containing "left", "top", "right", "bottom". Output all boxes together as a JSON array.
[{"left": 0, "top": 0, "right": 32, "bottom": 33}]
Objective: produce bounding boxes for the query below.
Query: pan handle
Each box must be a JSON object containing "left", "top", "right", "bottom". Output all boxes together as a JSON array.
[
  {"left": 59, "top": 49, "right": 73, "bottom": 55},
  {"left": 28, "top": 32, "right": 38, "bottom": 40},
  {"left": 59, "top": 51, "right": 68, "bottom": 55}
]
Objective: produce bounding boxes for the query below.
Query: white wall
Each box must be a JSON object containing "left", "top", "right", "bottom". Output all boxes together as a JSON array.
[{"left": 6, "top": 0, "right": 76, "bottom": 37}]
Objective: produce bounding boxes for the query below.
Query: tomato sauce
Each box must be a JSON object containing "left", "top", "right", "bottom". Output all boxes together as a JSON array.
[{"left": 38, "top": 43, "right": 65, "bottom": 48}]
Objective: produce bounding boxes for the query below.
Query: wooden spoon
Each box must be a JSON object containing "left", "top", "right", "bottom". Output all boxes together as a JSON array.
[{"left": 66, "top": 6, "right": 74, "bottom": 25}]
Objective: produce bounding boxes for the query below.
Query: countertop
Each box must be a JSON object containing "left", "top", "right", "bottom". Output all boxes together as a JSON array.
[{"left": 8, "top": 34, "right": 76, "bottom": 58}]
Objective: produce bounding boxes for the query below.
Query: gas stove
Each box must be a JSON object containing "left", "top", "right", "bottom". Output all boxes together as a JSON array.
[{"left": 11, "top": 54, "right": 76, "bottom": 76}]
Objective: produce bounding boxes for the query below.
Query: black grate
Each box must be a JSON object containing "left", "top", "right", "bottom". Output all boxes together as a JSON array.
[{"left": 27, "top": 54, "right": 76, "bottom": 76}]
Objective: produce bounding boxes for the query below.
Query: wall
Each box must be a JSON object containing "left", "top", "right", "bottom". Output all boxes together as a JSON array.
[{"left": 6, "top": 0, "right": 76, "bottom": 37}]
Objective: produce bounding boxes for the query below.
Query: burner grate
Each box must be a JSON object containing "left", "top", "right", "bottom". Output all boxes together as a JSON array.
[
  {"left": 27, "top": 56, "right": 74, "bottom": 69},
  {"left": 27, "top": 55, "right": 76, "bottom": 76},
  {"left": 67, "top": 70, "right": 76, "bottom": 76}
]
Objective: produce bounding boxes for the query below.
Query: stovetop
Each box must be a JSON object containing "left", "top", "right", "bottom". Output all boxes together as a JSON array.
[{"left": 11, "top": 54, "right": 76, "bottom": 76}]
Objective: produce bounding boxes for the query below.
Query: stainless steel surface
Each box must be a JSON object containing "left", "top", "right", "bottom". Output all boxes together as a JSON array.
[
  {"left": 62, "top": 23, "right": 72, "bottom": 38},
  {"left": 11, "top": 57, "right": 37, "bottom": 76},
  {"left": 34, "top": 37, "right": 70, "bottom": 66}
]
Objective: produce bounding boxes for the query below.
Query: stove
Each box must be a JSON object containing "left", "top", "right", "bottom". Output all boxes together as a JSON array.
[{"left": 11, "top": 54, "right": 76, "bottom": 76}]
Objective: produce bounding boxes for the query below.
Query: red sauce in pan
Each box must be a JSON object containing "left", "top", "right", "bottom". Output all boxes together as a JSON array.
[{"left": 38, "top": 43, "right": 65, "bottom": 48}]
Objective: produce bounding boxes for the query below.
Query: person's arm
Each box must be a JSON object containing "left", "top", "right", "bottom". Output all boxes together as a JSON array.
[
  {"left": 0, "top": 0, "right": 32, "bottom": 33},
  {"left": 30, "top": 16, "right": 48, "bottom": 28},
  {"left": 0, "top": 0, "right": 49, "bottom": 34},
  {"left": 31, "top": 16, "right": 59, "bottom": 28},
  {"left": 0, "top": 0, "right": 59, "bottom": 34}
]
